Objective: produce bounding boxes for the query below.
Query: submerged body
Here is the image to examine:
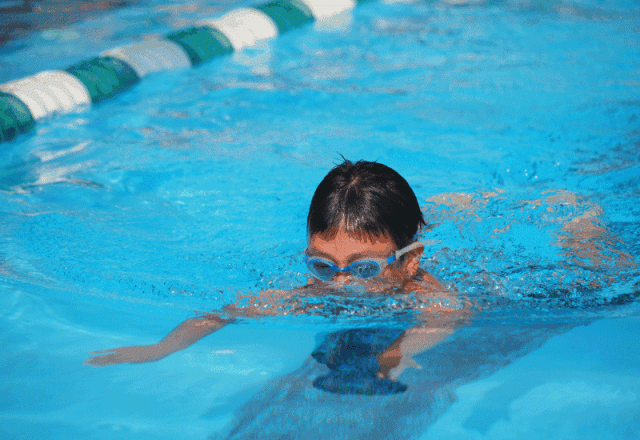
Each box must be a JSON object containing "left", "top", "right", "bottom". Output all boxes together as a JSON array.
[{"left": 85, "top": 229, "right": 463, "bottom": 380}]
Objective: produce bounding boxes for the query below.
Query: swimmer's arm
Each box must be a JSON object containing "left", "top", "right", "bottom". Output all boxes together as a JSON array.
[
  {"left": 378, "top": 280, "right": 469, "bottom": 380},
  {"left": 84, "top": 314, "right": 229, "bottom": 367},
  {"left": 376, "top": 324, "right": 454, "bottom": 380}
]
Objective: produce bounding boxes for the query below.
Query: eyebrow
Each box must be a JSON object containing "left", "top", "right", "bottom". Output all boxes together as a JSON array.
[{"left": 306, "top": 248, "right": 388, "bottom": 265}]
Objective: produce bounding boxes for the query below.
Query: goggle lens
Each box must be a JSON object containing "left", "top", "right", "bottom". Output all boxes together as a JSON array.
[
  {"left": 309, "top": 260, "right": 336, "bottom": 281},
  {"left": 350, "top": 261, "right": 381, "bottom": 279}
]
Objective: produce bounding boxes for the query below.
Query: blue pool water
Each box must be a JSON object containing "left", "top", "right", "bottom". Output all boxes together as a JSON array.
[{"left": 1, "top": 0, "right": 640, "bottom": 439}]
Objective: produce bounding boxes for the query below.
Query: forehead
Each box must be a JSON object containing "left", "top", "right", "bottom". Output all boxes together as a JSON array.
[{"left": 308, "top": 227, "right": 396, "bottom": 260}]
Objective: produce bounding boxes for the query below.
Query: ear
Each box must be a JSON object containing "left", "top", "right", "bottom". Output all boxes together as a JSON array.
[{"left": 400, "top": 244, "right": 424, "bottom": 278}]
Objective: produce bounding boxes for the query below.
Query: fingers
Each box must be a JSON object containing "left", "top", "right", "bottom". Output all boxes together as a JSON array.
[
  {"left": 84, "top": 348, "right": 125, "bottom": 366},
  {"left": 378, "top": 355, "right": 422, "bottom": 381},
  {"left": 387, "top": 363, "right": 407, "bottom": 381},
  {"left": 83, "top": 354, "right": 117, "bottom": 366},
  {"left": 404, "top": 356, "right": 422, "bottom": 370},
  {"left": 88, "top": 349, "right": 117, "bottom": 354}
]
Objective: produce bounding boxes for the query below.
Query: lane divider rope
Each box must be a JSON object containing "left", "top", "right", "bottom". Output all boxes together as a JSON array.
[{"left": 0, "top": 0, "right": 367, "bottom": 144}]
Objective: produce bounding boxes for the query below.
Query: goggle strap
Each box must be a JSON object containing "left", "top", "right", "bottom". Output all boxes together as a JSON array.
[{"left": 394, "top": 241, "right": 424, "bottom": 260}]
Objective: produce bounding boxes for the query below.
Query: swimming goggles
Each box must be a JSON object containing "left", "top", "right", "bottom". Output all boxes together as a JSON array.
[{"left": 304, "top": 241, "right": 424, "bottom": 281}]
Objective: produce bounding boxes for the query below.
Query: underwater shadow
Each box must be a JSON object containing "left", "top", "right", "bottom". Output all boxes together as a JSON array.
[{"left": 218, "top": 316, "right": 586, "bottom": 440}]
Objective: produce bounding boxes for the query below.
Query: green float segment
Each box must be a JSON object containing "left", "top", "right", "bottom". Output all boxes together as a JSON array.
[
  {"left": 0, "top": 92, "right": 35, "bottom": 143},
  {"left": 65, "top": 56, "right": 140, "bottom": 104},
  {"left": 255, "top": 0, "right": 314, "bottom": 33},
  {"left": 166, "top": 26, "right": 233, "bottom": 66}
]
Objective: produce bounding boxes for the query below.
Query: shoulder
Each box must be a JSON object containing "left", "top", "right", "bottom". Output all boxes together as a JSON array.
[
  {"left": 403, "top": 268, "right": 446, "bottom": 293},
  {"left": 403, "top": 270, "right": 462, "bottom": 310}
]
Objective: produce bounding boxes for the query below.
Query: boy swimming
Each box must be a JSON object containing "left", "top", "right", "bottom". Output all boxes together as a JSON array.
[{"left": 85, "top": 160, "right": 462, "bottom": 381}]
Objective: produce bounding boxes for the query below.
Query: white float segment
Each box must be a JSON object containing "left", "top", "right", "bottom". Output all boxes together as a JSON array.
[
  {"left": 298, "top": 0, "right": 356, "bottom": 19},
  {"left": 101, "top": 39, "right": 192, "bottom": 78},
  {"left": 198, "top": 8, "right": 278, "bottom": 51},
  {"left": 35, "top": 71, "right": 92, "bottom": 110},
  {"left": 0, "top": 77, "right": 51, "bottom": 120},
  {"left": 0, "top": 70, "right": 91, "bottom": 120}
]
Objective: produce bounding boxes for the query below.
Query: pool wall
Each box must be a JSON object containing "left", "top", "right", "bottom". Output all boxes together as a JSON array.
[{"left": 0, "top": 0, "right": 369, "bottom": 143}]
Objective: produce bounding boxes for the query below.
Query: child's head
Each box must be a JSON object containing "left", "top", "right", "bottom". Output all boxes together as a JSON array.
[
  {"left": 307, "top": 160, "right": 425, "bottom": 248},
  {"left": 306, "top": 160, "right": 425, "bottom": 283}
]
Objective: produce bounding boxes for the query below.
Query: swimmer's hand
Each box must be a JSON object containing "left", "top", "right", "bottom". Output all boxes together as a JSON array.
[
  {"left": 376, "top": 326, "right": 454, "bottom": 380},
  {"left": 84, "top": 344, "right": 167, "bottom": 366},
  {"left": 376, "top": 346, "right": 422, "bottom": 381},
  {"left": 84, "top": 314, "right": 228, "bottom": 367}
]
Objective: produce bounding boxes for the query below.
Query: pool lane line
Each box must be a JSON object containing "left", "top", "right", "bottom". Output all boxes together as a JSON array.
[{"left": 0, "top": 0, "right": 371, "bottom": 144}]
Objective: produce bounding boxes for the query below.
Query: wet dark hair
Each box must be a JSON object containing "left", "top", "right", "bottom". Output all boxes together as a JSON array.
[{"left": 307, "top": 160, "right": 426, "bottom": 249}]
